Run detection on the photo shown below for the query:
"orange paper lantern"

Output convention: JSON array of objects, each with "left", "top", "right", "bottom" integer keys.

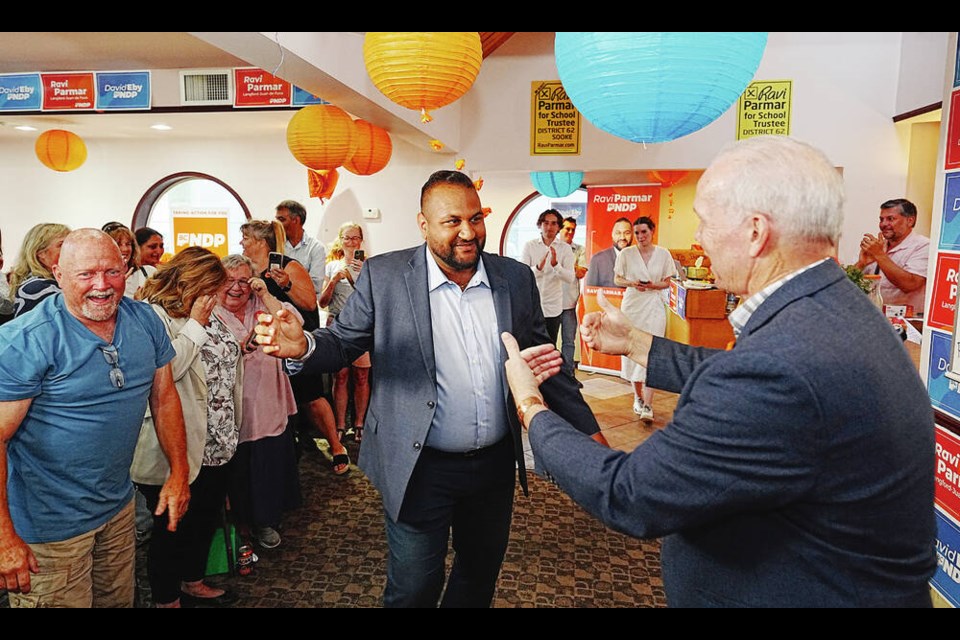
[
  {"left": 647, "top": 170, "right": 689, "bottom": 188},
  {"left": 35, "top": 129, "right": 87, "bottom": 172},
  {"left": 364, "top": 32, "right": 483, "bottom": 122},
  {"left": 286, "top": 105, "right": 357, "bottom": 171},
  {"left": 308, "top": 168, "right": 339, "bottom": 202},
  {"left": 343, "top": 120, "right": 392, "bottom": 176}
]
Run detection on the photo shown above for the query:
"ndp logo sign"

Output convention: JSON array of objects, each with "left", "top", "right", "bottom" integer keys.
[{"left": 173, "top": 215, "right": 230, "bottom": 258}]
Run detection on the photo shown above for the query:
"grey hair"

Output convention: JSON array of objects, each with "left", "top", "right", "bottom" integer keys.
[
  {"left": 699, "top": 136, "right": 844, "bottom": 246},
  {"left": 222, "top": 253, "right": 254, "bottom": 272}
]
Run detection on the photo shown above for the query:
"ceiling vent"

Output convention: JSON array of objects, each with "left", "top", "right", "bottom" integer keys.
[{"left": 179, "top": 69, "right": 233, "bottom": 106}]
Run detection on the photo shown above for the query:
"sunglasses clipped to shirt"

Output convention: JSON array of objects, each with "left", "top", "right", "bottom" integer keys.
[{"left": 98, "top": 344, "right": 125, "bottom": 390}]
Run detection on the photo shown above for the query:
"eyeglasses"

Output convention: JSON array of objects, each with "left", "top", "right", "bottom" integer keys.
[
  {"left": 227, "top": 279, "right": 251, "bottom": 289},
  {"left": 99, "top": 344, "right": 125, "bottom": 389},
  {"left": 343, "top": 235, "right": 362, "bottom": 242}
]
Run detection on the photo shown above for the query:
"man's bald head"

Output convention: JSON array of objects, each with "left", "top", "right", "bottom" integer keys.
[{"left": 54, "top": 228, "right": 127, "bottom": 327}]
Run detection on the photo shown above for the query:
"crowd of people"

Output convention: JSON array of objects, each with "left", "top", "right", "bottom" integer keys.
[{"left": 0, "top": 136, "right": 941, "bottom": 608}]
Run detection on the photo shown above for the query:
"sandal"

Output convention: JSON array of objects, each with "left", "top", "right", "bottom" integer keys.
[
  {"left": 332, "top": 451, "right": 351, "bottom": 476},
  {"left": 353, "top": 425, "right": 363, "bottom": 444},
  {"left": 336, "top": 428, "right": 347, "bottom": 443}
]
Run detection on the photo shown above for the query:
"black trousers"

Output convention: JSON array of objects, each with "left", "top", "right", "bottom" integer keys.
[{"left": 383, "top": 436, "right": 516, "bottom": 608}]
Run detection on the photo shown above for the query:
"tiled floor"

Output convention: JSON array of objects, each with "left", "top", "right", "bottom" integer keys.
[{"left": 522, "top": 367, "right": 676, "bottom": 471}]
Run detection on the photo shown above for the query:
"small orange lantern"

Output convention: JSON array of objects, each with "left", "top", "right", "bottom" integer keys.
[
  {"left": 364, "top": 32, "right": 483, "bottom": 122},
  {"left": 343, "top": 120, "right": 392, "bottom": 176},
  {"left": 308, "top": 168, "right": 339, "bottom": 202},
  {"left": 35, "top": 129, "right": 87, "bottom": 172},
  {"left": 286, "top": 105, "right": 357, "bottom": 171}
]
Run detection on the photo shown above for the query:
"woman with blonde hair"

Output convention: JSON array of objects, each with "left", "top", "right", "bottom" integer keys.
[
  {"left": 240, "top": 220, "right": 350, "bottom": 476},
  {"left": 320, "top": 222, "right": 371, "bottom": 444},
  {"left": 132, "top": 245, "right": 243, "bottom": 607},
  {"left": 9, "top": 222, "right": 70, "bottom": 318},
  {"left": 102, "top": 221, "right": 156, "bottom": 298}
]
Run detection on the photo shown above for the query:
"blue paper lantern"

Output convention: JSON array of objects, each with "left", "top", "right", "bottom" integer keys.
[
  {"left": 555, "top": 32, "right": 768, "bottom": 144},
  {"left": 531, "top": 171, "right": 584, "bottom": 198}
]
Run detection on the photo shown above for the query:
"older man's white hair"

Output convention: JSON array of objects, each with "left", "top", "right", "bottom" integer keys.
[{"left": 700, "top": 136, "right": 845, "bottom": 247}]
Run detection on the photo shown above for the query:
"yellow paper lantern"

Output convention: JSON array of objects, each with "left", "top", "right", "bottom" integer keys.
[
  {"left": 35, "top": 129, "right": 87, "bottom": 172},
  {"left": 364, "top": 32, "right": 483, "bottom": 122},
  {"left": 343, "top": 120, "right": 392, "bottom": 176},
  {"left": 286, "top": 104, "right": 357, "bottom": 171}
]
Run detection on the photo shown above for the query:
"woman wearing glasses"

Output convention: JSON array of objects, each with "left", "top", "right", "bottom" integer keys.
[
  {"left": 320, "top": 222, "right": 371, "bottom": 444},
  {"left": 102, "top": 222, "right": 156, "bottom": 299},
  {"left": 131, "top": 246, "right": 243, "bottom": 608},
  {"left": 217, "top": 254, "right": 301, "bottom": 551}
]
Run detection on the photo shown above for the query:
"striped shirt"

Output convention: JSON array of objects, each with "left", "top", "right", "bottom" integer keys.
[{"left": 728, "top": 258, "right": 830, "bottom": 338}]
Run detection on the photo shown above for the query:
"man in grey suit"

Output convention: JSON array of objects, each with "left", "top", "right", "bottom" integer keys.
[
  {"left": 584, "top": 217, "right": 633, "bottom": 288},
  {"left": 502, "top": 136, "right": 936, "bottom": 607},
  {"left": 258, "top": 170, "right": 606, "bottom": 607}
]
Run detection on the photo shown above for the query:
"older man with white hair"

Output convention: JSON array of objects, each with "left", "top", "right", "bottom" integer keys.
[
  {"left": 0, "top": 228, "right": 189, "bottom": 607},
  {"left": 501, "top": 136, "right": 937, "bottom": 607}
]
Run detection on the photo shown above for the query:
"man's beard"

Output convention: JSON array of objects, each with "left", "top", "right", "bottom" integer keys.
[
  {"left": 80, "top": 290, "right": 119, "bottom": 321},
  {"left": 430, "top": 237, "right": 484, "bottom": 272}
]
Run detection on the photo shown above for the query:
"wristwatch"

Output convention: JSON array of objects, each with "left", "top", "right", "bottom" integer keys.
[
  {"left": 516, "top": 395, "right": 545, "bottom": 428},
  {"left": 281, "top": 281, "right": 292, "bottom": 293}
]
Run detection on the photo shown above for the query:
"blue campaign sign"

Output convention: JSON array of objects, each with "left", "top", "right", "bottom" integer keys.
[
  {"left": 293, "top": 86, "right": 327, "bottom": 106},
  {"left": 932, "top": 507, "right": 960, "bottom": 607},
  {"left": 0, "top": 73, "right": 41, "bottom": 111},
  {"left": 954, "top": 39, "right": 960, "bottom": 88},
  {"left": 940, "top": 174, "right": 960, "bottom": 251},
  {"left": 929, "top": 329, "right": 960, "bottom": 420},
  {"left": 95, "top": 71, "right": 151, "bottom": 110}
]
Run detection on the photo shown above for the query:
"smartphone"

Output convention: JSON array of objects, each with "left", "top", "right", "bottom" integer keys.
[
  {"left": 354, "top": 249, "right": 365, "bottom": 262},
  {"left": 268, "top": 251, "right": 284, "bottom": 271}
]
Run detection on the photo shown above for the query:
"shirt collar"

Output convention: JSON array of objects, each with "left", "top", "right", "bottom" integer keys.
[
  {"left": 425, "top": 244, "right": 489, "bottom": 292},
  {"left": 728, "top": 258, "right": 829, "bottom": 337}
]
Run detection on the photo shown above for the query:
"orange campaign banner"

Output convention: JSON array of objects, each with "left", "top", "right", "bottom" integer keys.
[
  {"left": 41, "top": 72, "right": 95, "bottom": 110},
  {"left": 234, "top": 68, "right": 292, "bottom": 107},
  {"left": 579, "top": 184, "right": 661, "bottom": 375},
  {"left": 173, "top": 213, "right": 229, "bottom": 258},
  {"left": 929, "top": 253, "right": 960, "bottom": 331}
]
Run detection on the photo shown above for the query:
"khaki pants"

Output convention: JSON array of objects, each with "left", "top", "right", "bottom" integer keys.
[{"left": 8, "top": 498, "right": 136, "bottom": 608}]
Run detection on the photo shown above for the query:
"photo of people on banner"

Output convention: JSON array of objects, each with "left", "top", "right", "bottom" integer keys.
[{"left": 580, "top": 184, "right": 661, "bottom": 374}]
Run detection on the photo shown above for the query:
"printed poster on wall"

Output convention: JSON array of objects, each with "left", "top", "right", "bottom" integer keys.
[
  {"left": 95, "top": 71, "right": 151, "bottom": 110},
  {"left": 928, "top": 253, "right": 960, "bottom": 331},
  {"left": 172, "top": 211, "right": 230, "bottom": 258},
  {"left": 939, "top": 173, "right": 960, "bottom": 250},
  {"left": 932, "top": 507, "right": 960, "bottom": 607},
  {"left": 293, "top": 86, "right": 327, "bottom": 106},
  {"left": 0, "top": 73, "right": 41, "bottom": 111},
  {"left": 736, "top": 80, "right": 791, "bottom": 140},
  {"left": 530, "top": 81, "right": 581, "bottom": 156},
  {"left": 936, "top": 425, "right": 960, "bottom": 524},
  {"left": 41, "top": 72, "right": 95, "bottom": 110},
  {"left": 234, "top": 68, "right": 292, "bottom": 107},
  {"left": 928, "top": 329, "right": 960, "bottom": 420},
  {"left": 580, "top": 184, "right": 660, "bottom": 374},
  {"left": 946, "top": 90, "right": 960, "bottom": 171}
]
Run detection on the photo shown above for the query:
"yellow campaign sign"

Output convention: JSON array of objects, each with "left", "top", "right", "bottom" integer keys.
[
  {"left": 531, "top": 80, "right": 581, "bottom": 155},
  {"left": 172, "top": 214, "right": 229, "bottom": 258},
  {"left": 737, "top": 80, "right": 792, "bottom": 140}
]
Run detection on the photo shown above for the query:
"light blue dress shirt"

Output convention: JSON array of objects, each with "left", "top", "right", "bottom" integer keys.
[{"left": 423, "top": 246, "right": 509, "bottom": 452}]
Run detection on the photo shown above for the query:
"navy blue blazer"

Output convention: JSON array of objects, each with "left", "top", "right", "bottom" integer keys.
[
  {"left": 301, "top": 244, "right": 601, "bottom": 521},
  {"left": 529, "top": 259, "right": 936, "bottom": 607}
]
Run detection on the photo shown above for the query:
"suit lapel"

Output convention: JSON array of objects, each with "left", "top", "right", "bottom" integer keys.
[
  {"left": 483, "top": 254, "right": 516, "bottom": 410},
  {"left": 405, "top": 245, "right": 437, "bottom": 382}
]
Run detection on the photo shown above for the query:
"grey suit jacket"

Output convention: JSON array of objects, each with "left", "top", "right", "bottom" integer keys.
[
  {"left": 530, "top": 259, "right": 936, "bottom": 607},
  {"left": 584, "top": 246, "right": 622, "bottom": 288},
  {"left": 301, "top": 244, "right": 601, "bottom": 521}
]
